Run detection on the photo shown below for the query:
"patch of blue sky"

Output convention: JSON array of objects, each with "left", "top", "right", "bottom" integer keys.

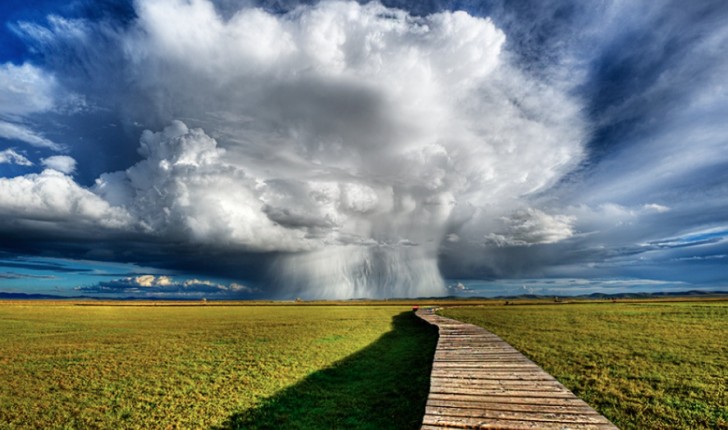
[
  {"left": 0, "top": 256, "right": 169, "bottom": 295},
  {"left": 0, "top": 255, "right": 256, "bottom": 298}
]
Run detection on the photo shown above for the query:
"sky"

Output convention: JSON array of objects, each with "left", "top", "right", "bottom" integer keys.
[{"left": 0, "top": 0, "right": 726, "bottom": 300}]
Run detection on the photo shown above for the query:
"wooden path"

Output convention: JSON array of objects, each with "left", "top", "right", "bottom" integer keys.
[{"left": 416, "top": 309, "right": 619, "bottom": 430}]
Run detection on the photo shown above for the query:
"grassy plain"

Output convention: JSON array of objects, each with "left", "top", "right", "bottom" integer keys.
[
  {"left": 441, "top": 301, "right": 728, "bottom": 430},
  {"left": 0, "top": 303, "right": 437, "bottom": 429}
]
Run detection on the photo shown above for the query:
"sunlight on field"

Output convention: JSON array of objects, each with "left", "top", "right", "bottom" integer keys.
[
  {"left": 0, "top": 304, "right": 436, "bottom": 429},
  {"left": 441, "top": 301, "right": 728, "bottom": 430}
]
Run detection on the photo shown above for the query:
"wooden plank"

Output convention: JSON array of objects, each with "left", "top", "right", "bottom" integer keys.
[
  {"left": 428, "top": 388, "right": 578, "bottom": 398},
  {"left": 427, "top": 393, "right": 595, "bottom": 407},
  {"left": 423, "top": 415, "right": 618, "bottom": 430},
  {"left": 416, "top": 310, "right": 619, "bottom": 430},
  {"left": 433, "top": 362, "right": 541, "bottom": 369},
  {"left": 435, "top": 352, "right": 526, "bottom": 358},
  {"left": 429, "top": 378, "right": 566, "bottom": 389},
  {"left": 420, "top": 426, "right": 464, "bottom": 430},
  {"left": 436, "top": 346, "right": 519, "bottom": 351},
  {"left": 429, "top": 382, "right": 567, "bottom": 393},
  {"left": 434, "top": 359, "right": 533, "bottom": 364},
  {"left": 430, "top": 370, "right": 558, "bottom": 380},
  {"left": 425, "top": 406, "right": 614, "bottom": 425},
  {"left": 425, "top": 399, "right": 600, "bottom": 415}
]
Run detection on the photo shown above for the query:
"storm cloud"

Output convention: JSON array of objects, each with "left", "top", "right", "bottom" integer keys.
[{"left": 1, "top": 0, "right": 726, "bottom": 298}]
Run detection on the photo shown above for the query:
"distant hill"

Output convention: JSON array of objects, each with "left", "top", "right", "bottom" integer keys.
[
  {"left": 0, "top": 292, "right": 85, "bottom": 300},
  {"left": 491, "top": 290, "right": 728, "bottom": 300},
  {"left": 0, "top": 292, "right": 196, "bottom": 301}
]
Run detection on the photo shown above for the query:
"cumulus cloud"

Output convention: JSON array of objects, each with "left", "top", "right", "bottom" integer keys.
[
  {"left": 77, "top": 274, "right": 256, "bottom": 298},
  {"left": 0, "top": 169, "right": 132, "bottom": 231},
  {"left": 41, "top": 155, "right": 77, "bottom": 174},
  {"left": 96, "top": 121, "right": 308, "bottom": 250},
  {"left": 1, "top": 0, "right": 588, "bottom": 298},
  {"left": 447, "top": 282, "right": 474, "bottom": 295},
  {"left": 484, "top": 208, "right": 575, "bottom": 247},
  {"left": 0, "top": 149, "right": 33, "bottom": 166}
]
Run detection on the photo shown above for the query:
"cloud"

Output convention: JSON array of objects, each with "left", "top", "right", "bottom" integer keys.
[
  {"left": 41, "top": 155, "right": 76, "bottom": 174},
  {"left": 484, "top": 208, "right": 575, "bottom": 247},
  {"left": 643, "top": 203, "right": 670, "bottom": 213},
  {"left": 1, "top": 1, "right": 588, "bottom": 297},
  {"left": 643, "top": 228, "right": 728, "bottom": 250},
  {"left": 0, "top": 272, "right": 56, "bottom": 280},
  {"left": 0, "top": 149, "right": 33, "bottom": 166},
  {"left": 0, "top": 120, "right": 63, "bottom": 151},
  {"left": 0, "top": 62, "right": 64, "bottom": 151},
  {"left": 430, "top": 1, "right": 728, "bottom": 287},
  {"left": 0, "top": 62, "right": 56, "bottom": 117},
  {"left": 1, "top": 0, "right": 727, "bottom": 297},
  {"left": 77, "top": 274, "right": 256, "bottom": 298},
  {"left": 0, "top": 258, "right": 93, "bottom": 273},
  {"left": 0, "top": 169, "right": 132, "bottom": 231},
  {"left": 99, "top": 121, "right": 307, "bottom": 251},
  {"left": 447, "top": 282, "right": 474, "bottom": 294}
]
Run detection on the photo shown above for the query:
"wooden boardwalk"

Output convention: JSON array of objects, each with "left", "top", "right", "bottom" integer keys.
[{"left": 416, "top": 309, "right": 619, "bottom": 430}]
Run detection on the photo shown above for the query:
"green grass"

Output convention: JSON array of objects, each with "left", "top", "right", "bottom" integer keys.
[
  {"left": 440, "top": 302, "right": 728, "bottom": 430},
  {"left": 0, "top": 304, "right": 437, "bottom": 429}
]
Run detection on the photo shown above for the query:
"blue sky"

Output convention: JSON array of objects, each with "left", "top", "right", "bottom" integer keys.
[{"left": 0, "top": 0, "right": 726, "bottom": 299}]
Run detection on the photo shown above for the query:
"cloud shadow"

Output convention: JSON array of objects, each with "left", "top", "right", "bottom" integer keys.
[{"left": 213, "top": 310, "right": 438, "bottom": 430}]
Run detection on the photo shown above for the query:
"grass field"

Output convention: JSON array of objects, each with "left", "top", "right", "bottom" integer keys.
[
  {"left": 0, "top": 304, "right": 437, "bottom": 429},
  {"left": 441, "top": 301, "right": 728, "bottom": 430}
]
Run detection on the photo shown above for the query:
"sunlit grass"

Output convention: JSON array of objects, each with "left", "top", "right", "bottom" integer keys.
[
  {"left": 441, "top": 301, "right": 728, "bottom": 430},
  {"left": 0, "top": 304, "right": 436, "bottom": 429}
]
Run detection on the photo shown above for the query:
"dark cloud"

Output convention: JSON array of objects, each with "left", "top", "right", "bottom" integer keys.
[
  {"left": 0, "top": 272, "right": 56, "bottom": 280},
  {"left": 1, "top": 0, "right": 727, "bottom": 298},
  {"left": 0, "top": 259, "right": 91, "bottom": 273}
]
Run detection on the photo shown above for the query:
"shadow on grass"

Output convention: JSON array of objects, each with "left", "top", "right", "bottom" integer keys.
[{"left": 213, "top": 311, "right": 438, "bottom": 430}]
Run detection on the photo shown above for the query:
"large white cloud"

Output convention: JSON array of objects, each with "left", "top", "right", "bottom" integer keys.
[
  {"left": 95, "top": 121, "right": 309, "bottom": 251},
  {"left": 0, "top": 169, "right": 132, "bottom": 231},
  {"left": 1, "top": 0, "right": 587, "bottom": 298}
]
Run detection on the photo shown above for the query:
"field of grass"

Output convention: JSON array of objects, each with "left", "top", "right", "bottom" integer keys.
[
  {"left": 0, "top": 304, "right": 437, "bottom": 429},
  {"left": 441, "top": 301, "right": 728, "bottom": 430}
]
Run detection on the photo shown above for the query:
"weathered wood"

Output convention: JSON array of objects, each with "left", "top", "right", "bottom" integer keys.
[
  {"left": 429, "top": 388, "right": 578, "bottom": 398},
  {"left": 425, "top": 399, "right": 600, "bottom": 415},
  {"left": 429, "top": 378, "right": 567, "bottom": 389},
  {"left": 429, "top": 382, "right": 567, "bottom": 393},
  {"left": 416, "top": 309, "right": 619, "bottom": 429},
  {"left": 433, "top": 362, "right": 541, "bottom": 368},
  {"left": 427, "top": 393, "right": 596, "bottom": 407},
  {"left": 425, "top": 406, "right": 614, "bottom": 424},
  {"left": 430, "top": 370, "right": 558, "bottom": 380},
  {"left": 423, "top": 415, "right": 618, "bottom": 430}
]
